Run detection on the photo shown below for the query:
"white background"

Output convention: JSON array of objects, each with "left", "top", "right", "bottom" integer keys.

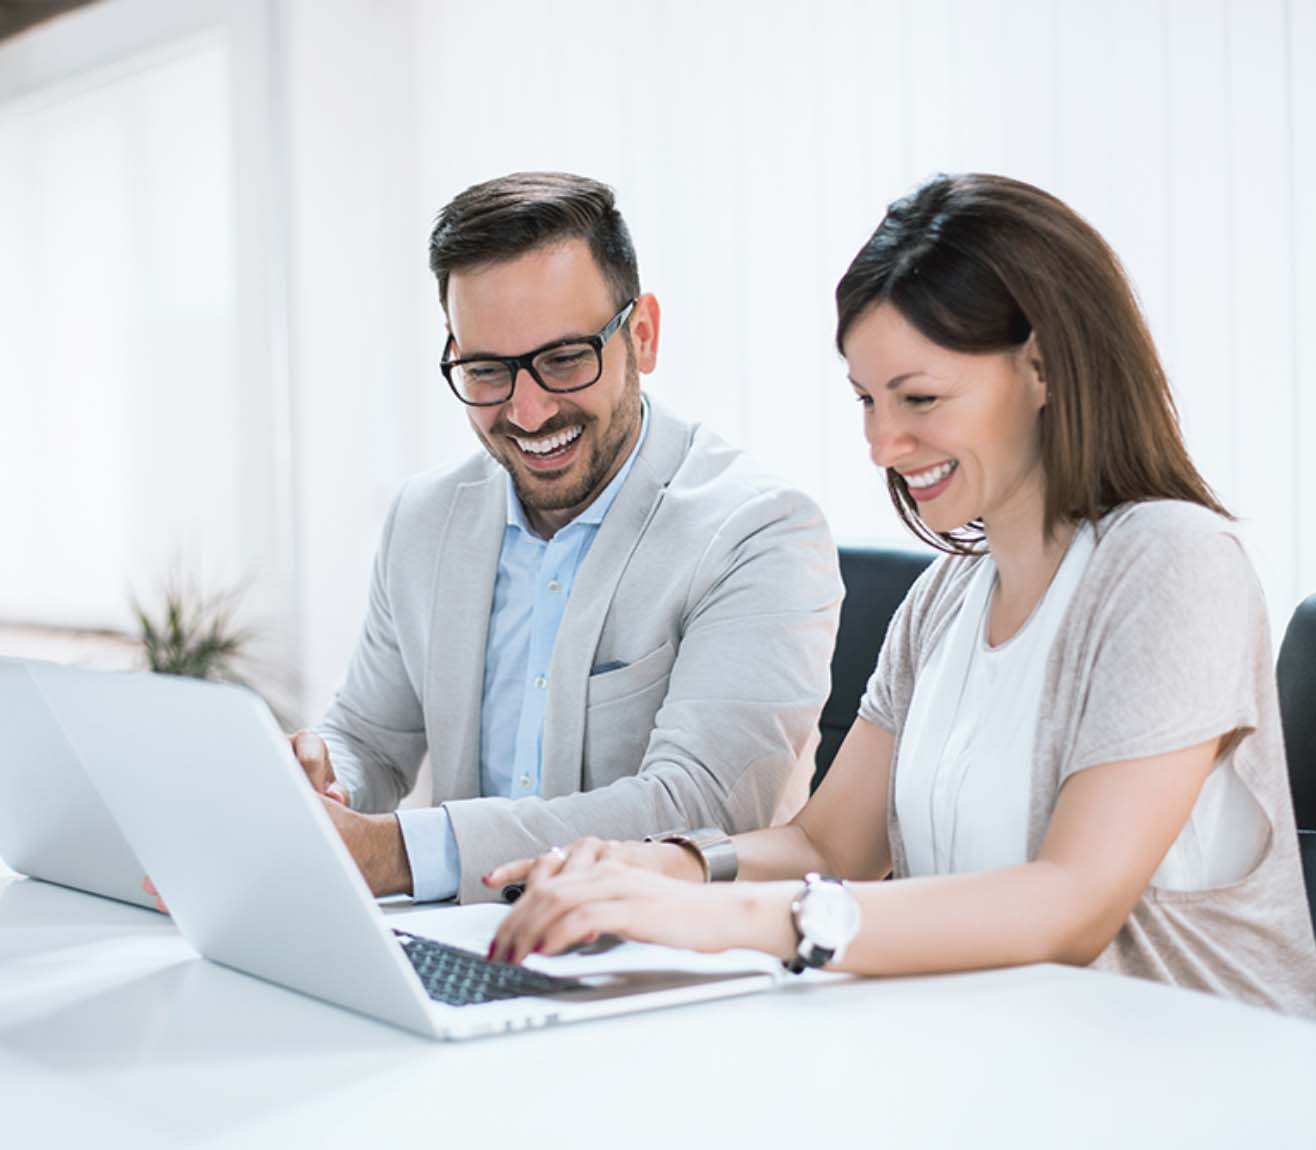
[{"left": 1, "top": 0, "right": 1313, "bottom": 723}]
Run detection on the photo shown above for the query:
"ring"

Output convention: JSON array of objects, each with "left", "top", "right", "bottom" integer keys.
[{"left": 547, "top": 846, "right": 567, "bottom": 862}]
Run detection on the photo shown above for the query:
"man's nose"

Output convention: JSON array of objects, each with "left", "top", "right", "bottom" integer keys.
[{"left": 505, "top": 368, "right": 559, "bottom": 431}]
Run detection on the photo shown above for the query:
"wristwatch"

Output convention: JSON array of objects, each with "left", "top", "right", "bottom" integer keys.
[
  {"left": 643, "top": 827, "right": 738, "bottom": 883},
  {"left": 785, "top": 873, "right": 861, "bottom": 974}
]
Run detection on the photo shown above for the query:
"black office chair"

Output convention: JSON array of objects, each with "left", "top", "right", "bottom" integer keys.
[
  {"left": 1277, "top": 593, "right": 1316, "bottom": 930},
  {"left": 813, "top": 545, "right": 934, "bottom": 792}
]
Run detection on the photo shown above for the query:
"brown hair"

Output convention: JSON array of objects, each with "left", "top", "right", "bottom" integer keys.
[
  {"left": 428, "top": 172, "right": 639, "bottom": 311},
  {"left": 835, "top": 173, "right": 1229, "bottom": 553}
]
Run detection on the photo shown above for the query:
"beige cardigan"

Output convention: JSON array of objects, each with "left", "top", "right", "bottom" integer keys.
[{"left": 860, "top": 500, "right": 1316, "bottom": 1017}]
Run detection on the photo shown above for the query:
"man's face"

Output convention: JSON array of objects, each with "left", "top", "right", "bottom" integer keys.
[{"left": 445, "top": 239, "right": 659, "bottom": 536}]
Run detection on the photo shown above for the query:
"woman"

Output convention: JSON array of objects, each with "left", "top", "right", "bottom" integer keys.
[{"left": 485, "top": 173, "right": 1316, "bottom": 1015}]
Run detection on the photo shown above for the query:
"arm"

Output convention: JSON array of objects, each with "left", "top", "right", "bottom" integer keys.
[
  {"left": 449, "top": 486, "right": 843, "bottom": 902},
  {"left": 490, "top": 734, "right": 1223, "bottom": 965},
  {"left": 485, "top": 716, "right": 894, "bottom": 890}
]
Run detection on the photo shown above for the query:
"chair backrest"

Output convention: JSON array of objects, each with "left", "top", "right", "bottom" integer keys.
[
  {"left": 813, "top": 545, "right": 934, "bottom": 791},
  {"left": 1277, "top": 593, "right": 1316, "bottom": 832}
]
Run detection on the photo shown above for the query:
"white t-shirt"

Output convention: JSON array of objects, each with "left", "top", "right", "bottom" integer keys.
[{"left": 894, "top": 519, "right": 1268, "bottom": 889}]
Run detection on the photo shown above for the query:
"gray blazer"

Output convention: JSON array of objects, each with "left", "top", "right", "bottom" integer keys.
[{"left": 318, "top": 399, "right": 842, "bottom": 902}]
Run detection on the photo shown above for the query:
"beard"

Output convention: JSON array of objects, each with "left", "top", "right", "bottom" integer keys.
[{"left": 484, "top": 342, "right": 642, "bottom": 516}]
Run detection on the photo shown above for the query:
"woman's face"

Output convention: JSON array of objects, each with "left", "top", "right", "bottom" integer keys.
[{"left": 843, "top": 302, "right": 1048, "bottom": 537}]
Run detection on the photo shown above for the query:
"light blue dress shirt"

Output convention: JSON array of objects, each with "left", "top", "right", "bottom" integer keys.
[{"left": 397, "top": 400, "right": 650, "bottom": 901}]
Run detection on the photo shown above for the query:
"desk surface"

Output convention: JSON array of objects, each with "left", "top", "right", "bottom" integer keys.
[{"left": 2, "top": 871, "right": 1314, "bottom": 1150}]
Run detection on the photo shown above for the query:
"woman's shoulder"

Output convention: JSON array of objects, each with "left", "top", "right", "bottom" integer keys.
[
  {"left": 1086, "top": 499, "right": 1262, "bottom": 615},
  {"left": 1094, "top": 499, "right": 1248, "bottom": 570}
]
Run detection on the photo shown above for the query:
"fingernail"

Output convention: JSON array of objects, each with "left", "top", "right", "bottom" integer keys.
[
  {"left": 486, "top": 941, "right": 496, "bottom": 961},
  {"left": 481, "top": 873, "right": 493, "bottom": 885},
  {"left": 532, "top": 939, "right": 544, "bottom": 954}
]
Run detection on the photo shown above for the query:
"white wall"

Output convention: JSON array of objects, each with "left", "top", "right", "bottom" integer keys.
[{"left": 2, "top": 0, "right": 1313, "bottom": 723}]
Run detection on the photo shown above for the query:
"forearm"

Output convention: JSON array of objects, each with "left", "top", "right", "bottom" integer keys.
[
  {"left": 725, "top": 861, "right": 1101, "bottom": 975},
  {"left": 731, "top": 824, "right": 833, "bottom": 882}
]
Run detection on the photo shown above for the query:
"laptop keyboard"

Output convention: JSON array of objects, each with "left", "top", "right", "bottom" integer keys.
[{"left": 394, "top": 929, "right": 586, "bottom": 1007}]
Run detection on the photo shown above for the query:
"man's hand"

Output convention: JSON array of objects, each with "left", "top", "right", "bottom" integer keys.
[
  {"left": 289, "top": 729, "right": 348, "bottom": 804},
  {"left": 318, "top": 797, "right": 414, "bottom": 898}
]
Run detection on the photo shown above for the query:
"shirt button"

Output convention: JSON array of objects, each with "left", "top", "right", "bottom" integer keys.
[
  {"left": 547, "top": 579, "right": 561, "bottom": 593},
  {"left": 533, "top": 675, "right": 547, "bottom": 689},
  {"left": 519, "top": 774, "right": 532, "bottom": 789}
]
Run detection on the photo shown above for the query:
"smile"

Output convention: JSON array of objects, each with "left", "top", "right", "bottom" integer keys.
[
  {"left": 901, "top": 460, "right": 957, "bottom": 489},
  {"left": 513, "top": 425, "right": 583, "bottom": 457}
]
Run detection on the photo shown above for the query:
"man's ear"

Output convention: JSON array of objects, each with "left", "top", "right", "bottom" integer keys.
[{"left": 630, "top": 293, "right": 661, "bottom": 375}]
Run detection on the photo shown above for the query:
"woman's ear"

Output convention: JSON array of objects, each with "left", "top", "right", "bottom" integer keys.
[{"left": 1020, "top": 331, "right": 1048, "bottom": 407}]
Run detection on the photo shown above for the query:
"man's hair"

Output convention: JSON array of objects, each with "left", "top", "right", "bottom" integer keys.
[
  {"left": 428, "top": 172, "right": 640, "bottom": 310},
  {"left": 835, "top": 172, "right": 1228, "bottom": 553}
]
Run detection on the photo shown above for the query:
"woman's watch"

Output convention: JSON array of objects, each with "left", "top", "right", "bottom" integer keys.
[
  {"left": 785, "top": 873, "right": 861, "bottom": 973},
  {"left": 643, "top": 827, "right": 738, "bottom": 882}
]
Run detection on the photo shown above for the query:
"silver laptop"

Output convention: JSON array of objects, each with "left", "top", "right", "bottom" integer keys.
[
  {"left": 0, "top": 658, "right": 156, "bottom": 910},
  {"left": 24, "top": 659, "right": 784, "bottom": 1040}
]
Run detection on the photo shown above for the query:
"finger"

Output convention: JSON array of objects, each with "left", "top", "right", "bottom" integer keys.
[
  {"left": 538, "top": 901, "right": 633, "bottom": 957},
  {"left": 495, "top": 867, "right": 642, "bottom": 964},
  {"left": 290, "top": 730, "right": 333, "bottom": 793},
  {"left": 492, "top": 878, "right": 582, "bottom": 965},
  {"left": 521, "top": 847, "right": 570, "bottom": 892},
  {"left": 483, "top": 856, "right": 536, "bottom": 887},
  {"left": 326, "top": 782, "right": 349, "bottom": 805},
  {"left": 143, "top": 875, "right": 157, "bottom": 896},
  {"left": 559, "top": 838, "right": 609, "bottom": 876}
]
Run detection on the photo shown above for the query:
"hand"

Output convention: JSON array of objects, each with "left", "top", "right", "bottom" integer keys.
[
  {"left": 142, "top": 875, "right": 168, "bottom": 915},
  {"left": 289, "top": 729, "right": 348, "bottom": 804},
  {"left": 482, "top": 835, "right": 704, "bottom": 896},
  {"left": 487, "top": 862, "right": 796, "bottom": 965},
  {"left": 318, "top": 796, "right": 414, "bottom": 898}
]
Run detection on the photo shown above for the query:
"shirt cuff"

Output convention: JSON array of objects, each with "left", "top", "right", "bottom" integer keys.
[{"left": 396, "top": 805, "right": 461, "bottom": 902}]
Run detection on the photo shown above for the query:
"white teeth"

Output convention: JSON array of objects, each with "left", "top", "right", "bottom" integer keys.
[
  {"left": 903, "top": 461, "right": 957, "bottom": 489},
  {"left": 514, "top": 425, "right": 583, "bottom": 455}
]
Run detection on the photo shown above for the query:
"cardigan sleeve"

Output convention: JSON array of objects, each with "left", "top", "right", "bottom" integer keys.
[{"left": 1061, "top": 514, "right": 1264, "bottom": 782}]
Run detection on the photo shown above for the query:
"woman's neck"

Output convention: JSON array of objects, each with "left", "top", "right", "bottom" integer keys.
[{"left": 981, "top": 483, "right": 1077, "bottom": 646}]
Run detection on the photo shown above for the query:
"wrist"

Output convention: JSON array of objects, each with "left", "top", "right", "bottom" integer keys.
[
  {"left": 656, "top": 841, "right": 706, "bottom": 883},
  {"left": 735, "top": 883, "right": 798, "bottom": 959},
  {"left": 366, "top": 814, "right": 413, "bottom": 897}
]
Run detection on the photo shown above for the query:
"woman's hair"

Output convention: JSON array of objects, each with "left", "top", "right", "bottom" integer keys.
[{"left": 835, "top": 173, "right": 1228, "bottom": 553}]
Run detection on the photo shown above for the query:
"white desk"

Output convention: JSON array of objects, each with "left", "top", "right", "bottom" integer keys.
[{"left": 2, "top": 872, "right": 1314, "bottom": 1150}]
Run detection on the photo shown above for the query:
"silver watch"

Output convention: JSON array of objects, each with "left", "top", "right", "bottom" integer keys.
[
  {"left": 643, "top": 827, "right": 738, "bottom": 882},
  {"left": 785, "top": 873, "right": 860, "bottom": 973}
]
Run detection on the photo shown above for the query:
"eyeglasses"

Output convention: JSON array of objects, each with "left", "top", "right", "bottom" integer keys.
[{"left": 440, "top": 299, "right": 637, "bottom": 407}]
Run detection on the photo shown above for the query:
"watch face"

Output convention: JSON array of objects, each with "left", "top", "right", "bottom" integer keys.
[{"left": 799, "top": 882, "right": 861, "bottom": 950}]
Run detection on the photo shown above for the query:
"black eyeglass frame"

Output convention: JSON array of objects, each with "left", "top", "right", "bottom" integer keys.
[{"left": 440, "top": 299, "right": 637, "bottom": 407}]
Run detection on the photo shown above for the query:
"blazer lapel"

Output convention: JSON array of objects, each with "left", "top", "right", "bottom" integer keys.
[
  {"left": 539, "top": 400, "right": 691, "bottom": 797},
  {"left": 425, "top": 471, "right": 504, "bottom": 802}
]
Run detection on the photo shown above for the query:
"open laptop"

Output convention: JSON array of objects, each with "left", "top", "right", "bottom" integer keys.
[
  {"left": 21, "top": 659, "right": 786, "bottom": 1040},
  {"left": 0, "top": 658, "right": 156, "bottom": 910}
]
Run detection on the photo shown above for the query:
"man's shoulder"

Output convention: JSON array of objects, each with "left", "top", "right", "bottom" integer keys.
[
  {"left": 656, "top": 415, "right": 826, "bottom": 532},
  {"left": 392, "top": 451, "right": 502, "bottom": 516}
]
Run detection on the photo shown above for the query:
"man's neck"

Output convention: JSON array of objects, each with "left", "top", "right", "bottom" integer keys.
[{"left": 523, "top": 410, "right": 644, "bottom": 540}]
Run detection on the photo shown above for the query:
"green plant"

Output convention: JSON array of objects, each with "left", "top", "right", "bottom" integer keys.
[{"left": 131, "top": 581, "right": 252, "bottom": 682}]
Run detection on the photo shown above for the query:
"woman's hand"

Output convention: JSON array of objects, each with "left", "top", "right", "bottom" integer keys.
[
  {"left": 482, "top": 835, "right": 704, "bottom": 895},
  {"left": 488, "top": 863, "right": 794, "bottom": 965}
]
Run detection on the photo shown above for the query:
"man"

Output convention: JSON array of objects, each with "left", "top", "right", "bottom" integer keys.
[{"left": 297, "top": 172, "right": 841, "bottom": 904}]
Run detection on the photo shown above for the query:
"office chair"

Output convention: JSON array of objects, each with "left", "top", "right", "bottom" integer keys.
[
  {"left": 813, "top": 545, "right": 934, "bottom": 792},
  {"left": 1277, "top": 593, "right": 1316, "bottom": 930}
]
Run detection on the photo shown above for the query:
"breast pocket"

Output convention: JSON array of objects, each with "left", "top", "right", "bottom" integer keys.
[{"left": 583, "top": 640, "right": 677, "bottom": 788}]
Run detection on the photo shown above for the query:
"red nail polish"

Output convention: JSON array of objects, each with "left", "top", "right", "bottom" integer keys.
[
  {"left": 532, "top": 939, "right": 544, "bottom": 954},
  {"left": 486, "top": 941, "right": 496, "bottom": 961}
]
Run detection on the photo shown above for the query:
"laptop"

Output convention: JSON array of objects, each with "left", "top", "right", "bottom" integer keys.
[
  {"left": 0, "top": 658, "right": 156, "bottom": 910},
  {"left": 22, "top": 659, "right": 786, "bottom": 1040}
]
